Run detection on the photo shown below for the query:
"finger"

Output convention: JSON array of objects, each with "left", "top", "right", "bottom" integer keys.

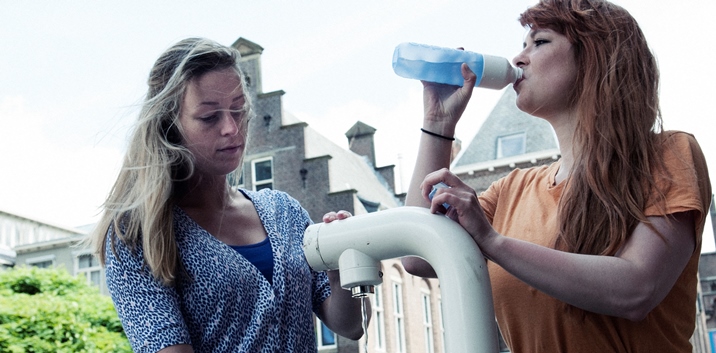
[
  {"left": 322, "top": 212, "right": 337, "bottom": 223},
  {"left": 461, "top": 63, "right": 478, "bottom": 88},
  {"left": 421, "top": 169, "right": 450, "bottom": 200},
  {"left": 336, "top": 210, "right": 352, "bottom": 220},
  {"left": 421, "top": 168, "right": 455, "bottom": 190},
  {"left": 445, "top": 205, "right": 460, "bottom": 222}
]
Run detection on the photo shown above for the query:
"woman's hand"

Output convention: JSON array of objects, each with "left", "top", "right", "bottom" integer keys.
[
  {"left": 420, "top": 168, "right": 499, "bottom": 255},
  {"left": 421, "top": 63, "right": 477, "bottom": 136},
  {"left": 318, "top": 209, "right": 367, "bottom": 340},
  {"left": 322, "top": 210, "right": 352, "bottom": 223}
]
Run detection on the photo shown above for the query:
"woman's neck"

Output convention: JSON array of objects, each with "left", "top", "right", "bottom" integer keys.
[
  {"left": 175, "top": 174, "right": 234, "bottom": 211},
  {"left": 548, "top": 112, "right": 578, "bottom": 185}
]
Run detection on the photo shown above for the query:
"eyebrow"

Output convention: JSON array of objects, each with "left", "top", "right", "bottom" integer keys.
[{"left": 197, "top": 94, "right": 245, "bottom": 107}]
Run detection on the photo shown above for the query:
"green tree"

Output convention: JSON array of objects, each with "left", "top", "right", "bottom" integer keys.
[{"left": 0, "top": 266, "right": 131, "bottom": 353}]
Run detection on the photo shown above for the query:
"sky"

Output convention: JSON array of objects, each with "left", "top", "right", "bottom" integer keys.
[{"left": 1, "top": 0, "right": 714, "bottom": 249}]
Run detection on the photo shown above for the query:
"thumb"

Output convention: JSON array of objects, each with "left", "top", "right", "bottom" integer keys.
[{"left": 461, "top": 63, "right": 477, "bottom": 88}]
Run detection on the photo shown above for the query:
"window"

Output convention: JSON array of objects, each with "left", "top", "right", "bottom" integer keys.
[
  {"left": 496, "top": 132, "right": 526, "bottom": 159},
  {"left": 26, "top": 254, "right": 55, "bottom": 268},
  {"left": 422, "top": 289, "right": 435, "bottom": 353},
  {"left": 439, "top": 296, "right": 445, "bottom": 353},
  {"left": 30, "top": 260, "right": 53, "bottom": 268},
  {"left": 76, "top": 253, "right": 101, "bottom": 287},
  {"left": 392, "top": 278, "right": 406, "bottom": 353},
  {"left": 252, "top": 157, "right": 273, "bottom": 191},
  {"left": 373, "top": 284, "right": 386, "bottom": 351},
  {"left": 315, "top": 317, "right": 337, "bottom": 349}
]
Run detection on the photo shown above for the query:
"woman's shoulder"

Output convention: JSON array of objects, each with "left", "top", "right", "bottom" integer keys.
[
  {"left": 238, "top": 188, "right": 305, "bottom": 215},
  {"left": 658, "top": 130, "right": 708, "bottom": 171},
  {"left": 660, "top": 130, "right": 698, "bottom": 147},
  {"left": 648, "top": 130, "right": 712, "bottom": 217},
  {"left": 500, "top": 161, "right": 560, "bottom": 185},
  {"left": 239, "top": 188, "right": 295, "bottom": 204}
]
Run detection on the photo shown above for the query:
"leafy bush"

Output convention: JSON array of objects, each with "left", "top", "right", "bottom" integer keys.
[{"left": 0, "top": 266, "right": 131, "bottom": 352}]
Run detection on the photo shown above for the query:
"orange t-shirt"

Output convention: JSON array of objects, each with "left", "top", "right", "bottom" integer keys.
[{"left": 480, "top": 131, "right": 712, "bottom": 352}]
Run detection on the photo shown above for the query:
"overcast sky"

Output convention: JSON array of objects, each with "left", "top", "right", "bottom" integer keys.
[{"left": 1, "top": 0, "right": 714, "bottom": 250}]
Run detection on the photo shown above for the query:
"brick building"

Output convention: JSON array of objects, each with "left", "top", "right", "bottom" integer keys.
[{"left": 10, "top": 37, "right": 712, "bottom": 353}]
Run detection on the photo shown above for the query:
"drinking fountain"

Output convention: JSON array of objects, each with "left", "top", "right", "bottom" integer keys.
[{"left": 303, "top": 206, "right": 499, "bottom": 353}]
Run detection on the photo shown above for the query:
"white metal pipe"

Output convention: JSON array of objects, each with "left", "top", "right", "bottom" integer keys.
[{"left": 303, "top": 206, "right": 498, "bottom": 353}]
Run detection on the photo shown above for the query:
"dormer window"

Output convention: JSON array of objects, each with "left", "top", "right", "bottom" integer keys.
[{"left": 496, "top": 132, "right": 526, "bottom": 159}]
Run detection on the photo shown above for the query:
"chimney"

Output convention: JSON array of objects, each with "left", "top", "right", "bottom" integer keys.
[{"left": 345, "top": 121, "right": 377, "bottom": 167}]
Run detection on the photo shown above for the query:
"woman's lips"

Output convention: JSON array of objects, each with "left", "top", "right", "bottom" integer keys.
[{"left": 219, "top": 145, "right": 241, "bottom": 153}]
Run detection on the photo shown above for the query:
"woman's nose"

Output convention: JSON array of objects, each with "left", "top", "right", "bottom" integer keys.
[
  {"left": 512, "top": 50, "right": 527, "bottom": 68},
  {"left": 221, "top": 112, "right": 239, "bottom": 136}
]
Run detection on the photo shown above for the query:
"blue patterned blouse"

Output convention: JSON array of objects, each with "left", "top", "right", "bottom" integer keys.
[{"left": 104, "top": 189, "right": 331, "bottom": 353}]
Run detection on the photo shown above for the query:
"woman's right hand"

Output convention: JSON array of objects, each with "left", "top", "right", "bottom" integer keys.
[
  {"left": 322, "top": 210, "right": 352, "bottom": 223},
  {"left": 421, "top": 62, "right": 477, "bottom": 135}
]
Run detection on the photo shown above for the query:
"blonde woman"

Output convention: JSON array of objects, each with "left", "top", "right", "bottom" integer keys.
[{"left": 91, "top": 38, "right": 364, "bottom": 353}]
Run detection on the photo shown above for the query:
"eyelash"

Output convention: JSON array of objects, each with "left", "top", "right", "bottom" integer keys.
[
  {"left": 199, "top": 108, "right": 247, "bottom": 123},
  {"left": 534, "top": 39, "right": 549, "bottom": 46}
]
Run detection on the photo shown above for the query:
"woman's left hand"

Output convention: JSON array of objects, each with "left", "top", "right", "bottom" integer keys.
[{"left": 420, "top": 168, "right": 499, "bottom": 254}]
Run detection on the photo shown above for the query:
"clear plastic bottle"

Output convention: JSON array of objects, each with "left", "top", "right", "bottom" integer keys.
[{"left": 392, "top": 42, "right": 522, "bottom": 90}]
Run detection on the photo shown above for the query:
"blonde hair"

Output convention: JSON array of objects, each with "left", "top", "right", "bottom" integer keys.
[{"left": 90, "top": 38, "right": 252, "bottom": 286}]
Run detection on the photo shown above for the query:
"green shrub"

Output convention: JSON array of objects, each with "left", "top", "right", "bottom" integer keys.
[{"left": 0, "top": 266, "right": 131, "bottom": 352}]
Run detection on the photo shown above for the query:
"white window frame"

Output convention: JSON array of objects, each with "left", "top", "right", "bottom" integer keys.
[
  {"left": 496, "top": 132, "right": 526, "bottom": 159},
  {"left": 392, "top": 277, "right": 406, "bottom": 353},
  {"left": 439, "top": 296, "right": 445, "bottom": 353},
  {"left": 251, "top": 157, "right": 274, "bottom": 191},
  {"left": 422, "top": 288, "right": 435, "bottom": 353},
  {"left": 373, "top": 284, "right": 386, "bottom": 351},
  {"left": 26, "top": 254, "right": 55, "bottom": 268},
  {"left": 315, "top": 317, "right": 337, "bottom": 349},
  {"left": 74, "top": 251, "right": 101, "bottom": 287}
]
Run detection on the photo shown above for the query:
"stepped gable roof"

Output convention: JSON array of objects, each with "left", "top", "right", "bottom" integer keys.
[{"left": 304, "top": 126, "right": 400, "bottom": 212}]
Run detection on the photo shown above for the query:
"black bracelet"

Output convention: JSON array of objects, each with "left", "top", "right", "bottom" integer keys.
[{"left": 421, "top": 128, "right": 455, "bottom": 141}]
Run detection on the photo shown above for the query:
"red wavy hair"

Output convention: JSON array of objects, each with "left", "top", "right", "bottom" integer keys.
[{"left": 519, "top": 0, "right": 666, "bottom": 255}]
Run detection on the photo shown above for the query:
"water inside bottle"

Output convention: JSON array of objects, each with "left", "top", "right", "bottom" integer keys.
[{"left": 392, "top": 57, "right": 485, "bottom": 87}]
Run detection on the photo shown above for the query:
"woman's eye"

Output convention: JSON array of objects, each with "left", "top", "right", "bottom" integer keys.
[
  {"left": 199, "top": 114, "right": 218, "bottom": 122},
  {"left": 534, "top": 39, "right": 549, "bottom": 46}
]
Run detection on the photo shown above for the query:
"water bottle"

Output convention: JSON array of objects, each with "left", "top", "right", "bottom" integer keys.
[{"left": 392, "top": 42, "right": 522, "bottom": 89}]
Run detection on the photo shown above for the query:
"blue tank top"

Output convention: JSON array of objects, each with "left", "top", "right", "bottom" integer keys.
[{"left": 230, "top": 237, "right": 274, "bottom": 284}]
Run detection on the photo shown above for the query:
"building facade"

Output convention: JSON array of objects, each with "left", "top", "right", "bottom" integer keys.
[{"left": 10, "top": 37, "right": 712, "bottom": 353}]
